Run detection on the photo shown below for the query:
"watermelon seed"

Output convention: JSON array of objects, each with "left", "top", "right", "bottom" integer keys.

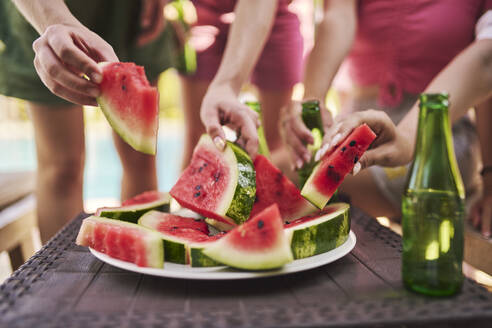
[
  {"left": 257, "top": 220, "right": 264, "bottom": 229},
  {"left": 122, "top": 84, "right": 126, "bottom": 91},
  {"left": 354, "top": 155, "right": 359, "bottom": 164},
  {"left": 285, "top": 221, "right": 291, "bottom": 225},
  {"left": 195, "top": 185, "right": 201, "bottom": 190},
  {"left": 214, "top": 172, "right": 221, "bottom": 182},
  {"left": 194, "top": 192, "right": 201, "bottom": 198},
  {"left": 203, "top": 163, "right": 208, "bottom": 167},
  {"left": 341, "top": 146, "right": 347, "bottom": 152},
  {"left": 199, "top": 167, "right": 204, "bottom": 173},
  {"left": 349, "top": 140, "right": 356, "bottom": 147},
  {"left": 193, "top": 218, "right": 201, "bottom": 222},
  {"left": 328, "top": 165, "right": 334, "bottom": 169}
]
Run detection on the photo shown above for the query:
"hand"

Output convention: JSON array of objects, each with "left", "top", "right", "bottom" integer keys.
[
  {"left": 315, "top": 109, "right": 413, "bottom": 173},
  {"left": 469, "top": 174, "right": 492, "bottom": 238},
  {"left": 33, "top": 23, "right": 118, "bottom": 106},
  {"left": 137, "top": 0, "right": 167, "bottom": 46},
  {"left": 280, "top": 100, "right": 333, "bottom": 169},
  {"left": 200, "top": 83, "right": 260, "bottom": 157}
]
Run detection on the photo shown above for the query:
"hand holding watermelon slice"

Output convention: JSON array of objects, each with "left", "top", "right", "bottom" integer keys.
[
  {"left": 316, "top": 110, "right": 413, "bottom": 170},
  {"left": 200, "top": 83, "right": 261, "bottom": 157}
]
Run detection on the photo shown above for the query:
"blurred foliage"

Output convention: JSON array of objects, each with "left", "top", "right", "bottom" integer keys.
[{"left": 157, "top": 69, "right": 183, "bottom": 120}]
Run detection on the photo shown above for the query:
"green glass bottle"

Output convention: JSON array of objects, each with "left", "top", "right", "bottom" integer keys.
[
  {"left": 298, "top": 100, "right": 324, "bottom": 188},
  {"left": 245, "top": 101, "right": 271, "bottom": 158},
  {"left": 169, "top": 0, "right": 197, "bottom": 75},
  {"left": 401, "top": 93, "right": 465, "bottom": 296}
]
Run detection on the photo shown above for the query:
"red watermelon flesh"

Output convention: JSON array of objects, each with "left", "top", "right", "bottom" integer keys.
[
  {"left": 251, "top": 155, "right": 317, "bottom": 221},
  {"left": 284, "top": 206, "right": 339, "bottom": 228},
  {"left": 202, "top": 204, "right": 293, "bottom": 270},
  {"left": 98, "top": 62, "right": 158, "bottom": 155},
  {"left": 301, "top": 124, "right": 377, "bottom": 209},
  {"left": 170, "top": 135, "right": 256, "bottom": 226},
  {"left": 122, "top": 190, "right": 163, "bottom": 206},
  {"left": 143, "top": 212, "right": 209, "bottom": 235},
  {"left": 76, "top": 216, "right": 163, "bottom": 268}
]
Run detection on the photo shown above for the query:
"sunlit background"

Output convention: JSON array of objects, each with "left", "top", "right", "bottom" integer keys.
[{"left": 0, "top": 0, "right": 490, "bottom": 290}]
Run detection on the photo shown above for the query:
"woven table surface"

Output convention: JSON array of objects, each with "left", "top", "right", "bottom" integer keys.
[{"left": 1, "top": 207, "right": 491, "bottom": 328}]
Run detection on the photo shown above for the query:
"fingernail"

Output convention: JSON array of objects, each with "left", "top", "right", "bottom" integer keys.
[
  {"left": 303, "top": 153, "right": 311, "bottom": 163},
  {"left": 91, "top": 73, "right": 102, "bottom": 84},
  {"left": 353, "top": 162, "right": 361, "bottom": 176},
  {"left": 330, "top": 133, "right": 342, "bottom": 148},
  {"left": 214, "top": 136, "right": 226, "bottom": 150},
  {"left": 316, "top": 143, "right": 330, "bottom": 161},
  {"left": 296, "top": 159, "right": 303, "bottom": 169}
]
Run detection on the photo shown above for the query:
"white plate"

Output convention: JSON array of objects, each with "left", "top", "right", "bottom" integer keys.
[{"left": 89, "top": 231, "right": 356, "bottom": 280}]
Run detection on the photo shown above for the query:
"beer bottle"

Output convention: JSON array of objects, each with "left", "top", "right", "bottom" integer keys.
[
  {"left": 402, "top": 93, "right": 465, "bottom": 296},
  {"left": 297, "top": 100, "right": 324, "bottom": 187},
  {"left": 245, "top": 101, "right": 270, "bottom": 158}
]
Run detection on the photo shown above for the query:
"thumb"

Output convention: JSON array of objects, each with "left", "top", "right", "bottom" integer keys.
[
  {"left": 205, "top": 116, "right": 226, "bottom": 151},
  {"left": 357, "top": 149, "right": 378, "bottom": 170}
]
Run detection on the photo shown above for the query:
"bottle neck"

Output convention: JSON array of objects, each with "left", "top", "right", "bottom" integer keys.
[{"left": 407, "top": 105, "right": 464, "bottom": 197}]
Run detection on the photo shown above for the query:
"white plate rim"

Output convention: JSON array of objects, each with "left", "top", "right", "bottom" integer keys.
[{"left": 89, "top": 230, "right": 356, "bottom": 280}]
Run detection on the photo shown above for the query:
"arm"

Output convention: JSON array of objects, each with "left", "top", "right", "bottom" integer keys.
[
  {"left": 319, "top": 39, "right": 492, "bottom": 170},
  {"left": 470, "top": 98, "right": 492, "bottom": 237},
  {"left": 281, "top": 0, "right": 357, "bottom": 167},
  {"left": 13, "top": 0, "right": 166, "bottom": 105},
  {"left": 397, "top": 39, "right": 492, "bottom": 149},
  {"left": 13, "top": 0, "right": 118, "bottom": 105},
  {"left": 200, "top": 0, "right": 278, "bottom": 156}
]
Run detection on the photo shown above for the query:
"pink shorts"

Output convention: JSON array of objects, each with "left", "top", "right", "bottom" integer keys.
[{"left": 188, "top": 0, "right": 303, "bottom": 91}]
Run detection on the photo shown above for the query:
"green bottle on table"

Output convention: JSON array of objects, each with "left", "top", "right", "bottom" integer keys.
[
  {"left": 402, "top": 93, "right": 465, "bottom": 296},
  {"left": 298, "top": 100, "right": 324, "bottom": 188},
  {"left": 245, "top": 101, "right": 271, "bottom": 158}
]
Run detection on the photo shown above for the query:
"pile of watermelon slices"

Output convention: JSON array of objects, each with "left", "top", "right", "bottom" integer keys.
[{"left": 79, "top": 63, "right": 377, "bottom": 271}]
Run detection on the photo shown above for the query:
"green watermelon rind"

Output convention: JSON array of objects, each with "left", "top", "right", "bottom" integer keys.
[
  {"left": 97, "top": 192, "right": 171, "bottom": 224},
  {"left": 284, "top": 203, "right": 350, "bottom": 259},
  {"left": 188, "top": 242, "right": 223, "bottom": 267},
  {"left": 77, "top": 216, "right": 164, "bottom": 268},
  {"left": 224, "top": 141, "right": 256, "bottom": 225},
  {"left": 138, "top": 210, "right": 222, "bottom": 266},
  {"left": 96, "top": 62, "right": 157, "bottom": 155},
  {"left": 138, "top": 211, "right": 192, "bottom": 264},
  {"left": 300, "top": 163, "right": 328, "bottom": 209},
  {"left": 203, "top": 235, "right": 293, "bottom": 270}
]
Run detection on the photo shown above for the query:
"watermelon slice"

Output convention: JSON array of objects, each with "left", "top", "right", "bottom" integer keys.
[
  {"left": 284, "top": 203, "right": 350, "bottom": 259},
  {"left": 203, "top": 204, "right": 293, "bottom": 270},
  {"left": 97, "top": 62, "right": 159, "bottom": 155},
  {"left": 301, "top": 124, "right": 377, "bottom": 209},
  {"left": 138, "top": 210, "right": 217, "bottom": 264},
  {"left": 251, "top": 155, "right": 317, "bottom": 222},
  {"left": 76, "top": 216, "right": 164, "bottom": 268},
  {"left": 96, "top": 191, "right": 171, "bottom": 224},
  {"left": 170, "top": 134, "right": 256, "bottom": 226}
]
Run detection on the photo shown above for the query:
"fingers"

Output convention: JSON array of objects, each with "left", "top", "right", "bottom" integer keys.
[
  {"left": 34, "top": 45, "right": 100, "bottom": 98},
  {"left": 225, "top": 104, "right": 259, "bottom": 157},
  {"left": 42, "top": 26, "right": 103, "bottom": 83},
  {"left": 481, "top": 201, "right": 492, "bottom": 238},
  {"left": 280, "top": 102, "right": 314, "bottom": 167},
  {"left": 201, "top": 111, "right": 226, "bottom": 150}
]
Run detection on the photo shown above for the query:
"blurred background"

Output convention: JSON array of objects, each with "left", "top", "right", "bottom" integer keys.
[{"left": 0, "top": 0, "right": 490, "bottom": 290}]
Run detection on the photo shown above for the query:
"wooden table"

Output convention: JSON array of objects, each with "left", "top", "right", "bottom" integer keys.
[{"left": 1, "top": 207, "right": 491, "bottom": 328}]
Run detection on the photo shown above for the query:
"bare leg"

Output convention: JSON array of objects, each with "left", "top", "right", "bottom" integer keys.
[
  {"left": 179, "top": 77, "right": 210, "bottom": 168},
  {"left": 112, "top": 131, "right": 157, "bottom": 202},
  {"left": 258, "top": 88, "right": 294, "bottom": 153},
  {"left": 29, "top": 103, "right": 85, "bottom": 243},
  {"left": 339, "top": 169, "right": 400, "bottom": 219}
]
